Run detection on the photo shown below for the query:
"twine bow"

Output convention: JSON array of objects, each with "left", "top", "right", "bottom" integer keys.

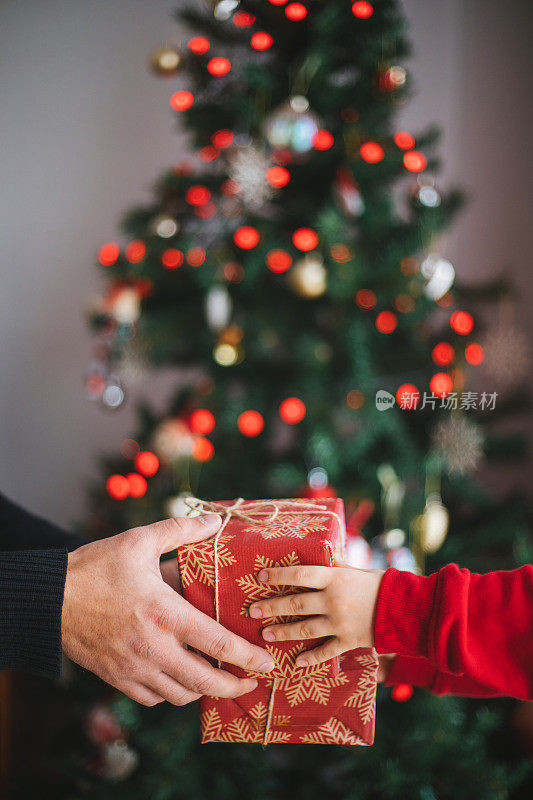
[{"left": 184, "top": 497, "right": 344, "bottom": 745}]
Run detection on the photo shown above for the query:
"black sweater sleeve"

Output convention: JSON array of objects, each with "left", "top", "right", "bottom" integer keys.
[{"left": 0, "top": 493, "right": 87, "bottom": 677}]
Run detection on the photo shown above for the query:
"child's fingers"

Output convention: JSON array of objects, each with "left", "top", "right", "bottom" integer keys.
[
  {"left": 261, "top": 615, "right": 332, "bottom": 643},
  {"left": 295, "top": 638, "right": 344, "bottom": 668},
  {"left": 249, "top": 591, "right": 325, "bottom": 620},
  {"left": 257, "top": 565, "right": 331, "bottom": 589}
]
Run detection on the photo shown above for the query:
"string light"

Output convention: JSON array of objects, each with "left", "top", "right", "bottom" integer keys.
[
  {"left": 98, "top": 242, "right": 119, "bottom": 266},
  {"left": 207, "top": 57, "right": 231, "bottom": 76},
  {"left": 396, "top": 383, "right": 420, "bottom": 410},
  {"left": 213, "top": 342, "right": 239, "bottom": 366},
  {"left": 352, "top": 1, "right": 374, "bottom": 18},
  {"left": 251, "top": 32, "right": 273, "bottom": 50},
  {"left": 313, "top": 130, "right": 334, "bottom": 150},
  {"left": 185, "top": 185, "right": 211, "bottom": 206},
  {"left": 292, "top": 227, "right": 318, "bottom": 251},
  {"left": 266, "top": 249, "right": 293, "bottom": 273},
  {"left": 238, "top": 410, "right": 264, "bottom": 436},
  {"left": 403, "top": 150, "right": 427, "bottom": 172},
  {"left": 450, "top": 310, "right": 474, "bottom": 335},
  {"left": 392, "top": 684, "right": 413, "bottom": 702},
  {"left": 162, "top": 249, "right": 184, "bottom": 269},
  {"left": 376, "top": 310, "right": 397, "bottom": 333},
  {"left": 465, "top": 343, "right": 484, "bottom": 365},
  {"left": 126, "top": 473, "right": 147, "bottom": 498},
  {"left": 432, "top": 342, "right": 455, "bottom": 366},
  {"left": 430, "top": 372, "right": 453, "bottom": 397},
  {"left": 192, "top": 437, "right": 215, "bottom": 462},
  {"left": 188, "top": 36, "right": 210, "bottom": 54},
  {"left": 212, "top": 129, "right": 234, "bottom": 148},
  {"left": 285, "top": 3, "right": 307, "bottom": 20},
  {"left": 190, "top": 409, "right": 215, "bottom": 435},
  {"left": 356, "top": 289, "right": 376, "bottom": 309},
  {"left": 393, "top": 131, "right": 415, "bottom": 150},
  {"left": 279, "top": 397, "right": 306, "bottom": 424},
  {"left": 360, "top": 142, "right": 384, "bottom": 163},
  {"left": 186, "top": 247, "right": 206, "bottom": 266},
  {"left": 170, "top": 91, "right": 194, "bottom": 111},
  {"left": 134, "top": 451, "right": 159, "bottom": 477},
  {"left": 234, "top": 226, "right": 260, "bottom": 248},
  {"left": 125, "top": 241, "right": 146, "bottom": 263},
  {"left": 266, "top": 166, "right": 290, "bottom": 187},
  {"left": 106, "top": 475, "right": 130, "bottom": 500}
]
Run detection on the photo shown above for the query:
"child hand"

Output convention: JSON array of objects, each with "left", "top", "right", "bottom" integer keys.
[{"left": 248, "top": 563, "right": 385, "bottom": 667}]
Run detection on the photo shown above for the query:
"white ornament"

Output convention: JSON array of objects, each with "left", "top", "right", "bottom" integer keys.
[
  {"left": 228, "top": 145, "right": 273, "bottom": 208},
  {"left": 421, "top": 253, "right": 455, "bottom": 300},
  {"left": 205, "top": 285, "right": 232, "bottom": 330},
  {"left": 166, "top": 492, "right": 199, "bottom": 519},
  {"left": 102, "top": 740, "right": 139, "bottom": 782}
]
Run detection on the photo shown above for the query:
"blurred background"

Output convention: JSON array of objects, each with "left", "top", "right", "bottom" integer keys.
[{"left": 2, "top": 0, "right": 533, "bottom": 529}]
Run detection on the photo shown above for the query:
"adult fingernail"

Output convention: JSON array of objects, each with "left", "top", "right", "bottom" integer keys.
[
  {"left": 198, "top": 513, "right": 221, "bottom": 528},
  {"left": 296, "top": 657, "right": 308, "bottom": 668},
  {"left": 262, "top": 630, "right": 275, "bottom": 642},
  {"left": 258, "top": 661, "right": 275, "bottom": 673},
  {"left": 247, "top": 679, "right": 258, "bottom": 692},
  {"left": 249, "top": 606, "right": 262, "bottom": 619},
  {"left": 258, "top": 570, "right": 269, "bottom": 582}
]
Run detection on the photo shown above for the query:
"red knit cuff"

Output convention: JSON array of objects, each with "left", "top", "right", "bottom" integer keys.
[
  {"left": 384, "top": 655, "right": 438, "bottom": 688},
  {"left": 374, "top": 568, "right": 438, "bottom": 659}
]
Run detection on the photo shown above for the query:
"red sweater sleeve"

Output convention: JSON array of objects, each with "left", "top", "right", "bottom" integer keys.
[{"left": 374, "top": 563, "right": 533, "bottom": 700}]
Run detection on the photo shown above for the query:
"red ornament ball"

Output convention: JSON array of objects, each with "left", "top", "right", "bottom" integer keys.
[
  {"left": 285, "top": 3, "right": 307, "bottom": 20},
  {"left": 188, "top": 37, "right": 210, "bottom": 55},
  {"left": 170, "top": 91, "right": 194, "bottom": 111},
  {"left": 376, "top": 310, "right": 397, "bottom": 333},
  {"left": 211, "top": 129, "right": 234, "bottom": 148},
  {"left": 465, "top": 342, "right": 484, "bottom": 365},
  {"left": 279, "top": 397, "right": 306, "bottom": 424},
  {"left": 292, "top": 227, "right": 319, "bottom": 251},
  {"left": 106, "top": 474, "right": 130, "bottom": 501},
  {"left": 134, "top": 450, "right": 159, "bottom": 477},
  {"left": 126, "top": 473, "right": 147, "bottom": 498},
  {"left": 393, "top": 131, "right": 415, "bottom": 150},
  {"left": 162, "top": 249, "right": 184, "bottom": 269},
  {"left": 185, "top": 185, "right": 211, "bottom": 206},
  {"left": 360, "top": 141, "right": 384, "bottom": 164},
  {"left": 356, "top": 289, "right": 376, "bottom": 309},
  {"left": 266, "top": 166, "right": 291, "bottom": 188},
  {"left": 266, "top": 249, "right": 293, "bottom": 273},
  {"left": 234, "top": 226, "right": 260, "bottom": 249},
  {"left": 190, "top": 409, "right": 215, "bottom": 435},
  {"left": 432, "top": 342, "right": 455, "bottom": 366},
  {"left": 396, "top": 383, "right": 420, "bottom": 410},
  {"left": 125, "top": 240, "right": 146, "bottom": 263},
  {"left": 238, "top": 410, "right": 264, "bottom": 437},
  {"left": 192, "top": 437, "right": 215, "bottom": 462},
  {"left": 403, "top": 150, "right": 427, "bottom": 172},
  {"left": 392, "top": 684, "right": 413, "bottom": 702},
  {"left": 352, "top": 1, "right": 374, "bottom": 19},
  {"left": 313, "top": 130, "right": 334, "bottom": 151},
  {"left": 450, "top": 310, "right": 474, "bottom": 335},
  {"left": 207, "top": 57, "right": 231, "bottom": 76},
  {"left": 251, "top": 32, "right": 273, "bottom": 51},
  {"left": 98, "top": 242, "right": 120, "bottom": 266},
  {"left": 430, "top": 372, "right": 453, "bottom": 398}
]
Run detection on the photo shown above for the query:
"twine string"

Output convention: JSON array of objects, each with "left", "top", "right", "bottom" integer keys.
[{"left": 184, "top": 496, "right": 345, "bottom": 745}]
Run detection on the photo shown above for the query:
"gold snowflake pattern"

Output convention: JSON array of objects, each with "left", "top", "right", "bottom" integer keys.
[
  {"left": 344, "top": 655, "right": 378, "bottom": 725},
  {"left": 178, "top": 534, "right": 236, "bottom": 588},
  {"left": 242, "top": 514, "right": 330, "bottom": 539},
  {"left": 201, "top": 703, "right": 291, "bottom": 744},
  {"left": 236, "top": 552, "right": 303, "bottom": 621},
  {"left": 300, "top": 717, "right": 367, "bottom": 746}
]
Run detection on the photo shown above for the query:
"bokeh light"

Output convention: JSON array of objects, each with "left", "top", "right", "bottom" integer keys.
[
  {"left": 238, "top": 410, "right": 264, "bottom": 436},
  {"left": 170, "top": 91, "right": 194, "bottom": 111},
  {"left": 126, "top": 473, "right": 147, "bottom": 498},
  {"left": 396, "top": 383, "right": 420, "bottom": 410},
  {"left": 465, "top": 343, "right": 484, "bottom": 365},
  {"left": 403, "top": 150, "right": 427, "bottom": 172},
  {"left": 251, "top": 32, "right": 273, "bottom": 50},
  {"left": 106, "top": 474, "right": 130, "bottom": 500},
  {"left": 212, "top": 129, "right": 234, "bottom": 148},
  {"left": 266, "top": 166, "right": 291, "bottom": 187},
  {"left": 186, "top": 185, "right": 211, "bottom": 206},
  {"left": 192, "top": 437, "right": 215, "bottom": 462},
  {"left": 392, "top": 684, "right": 413, "bottom": 702},
  {"left": 376, "top": 310, "right": 397, "bottom": 333},
  {"left": 266, "top": 249, "right": 293, "bottom": 273},
  {"left": 279, "top": 397, "right": 306, "bottom": 424},
  {"left": 188, "top": 36, "right": 210, "bottom": 54},
  {"left": 450, "top": 310, "right": 474, "bottom": 335},
  {"left": 285, "top": 3, "right": 307, "bottom": 20},
  {"left": 125, "top": 240, "right": 146, "bottom": 263},
  {"left": 432, "top": 342, "right": 455, "bottom": 366},
  {"left": 234, "top": 226, "right": 260, "bottom": 248},
  {"left": 162, "top": 249, "right": 184, "bottom": 269},
  {"left": 430, "top": 372, "right": 453, "bottom": 397},
  {"left": 356, "top": 289, "right": 377, "bottom": 309},
  {"left": 190, "top": 409, "right": 216, "bottom": 435},
  {"left": 352, "top": 1, "right": 374, "bottom": 18},
  {"left": 186, "top": 247, "right": 206, "bottom": 266},
  {"left": 313, "top": 130, "right": 334, "bottom": 150},
  {"left": 207, "top": 57, "right": 231, "bottom": 76},
  {"left": 98, "top": 242, "right": 120, "bottom": 266},
  {"left": 134, "top": 451, "right": 159, "bottom": 477},
  {"left": 393, "top": 131, "right": 415, "bottom": 150},
  {"left": 292, "top": 227, "right": 319, "bottom": 251}
]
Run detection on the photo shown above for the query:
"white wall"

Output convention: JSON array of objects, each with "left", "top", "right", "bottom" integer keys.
[{"left": 1, "top": 0, "right": 532, "bottom": 528}]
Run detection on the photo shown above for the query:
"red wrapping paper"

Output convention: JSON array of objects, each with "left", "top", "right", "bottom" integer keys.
[{"left": 177, "top": 498, "right": 377, "bottom": 745}]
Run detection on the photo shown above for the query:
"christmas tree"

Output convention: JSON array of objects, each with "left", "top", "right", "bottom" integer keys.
[{"left": 66, "top": 0, "right": 533, "bottom": 797}]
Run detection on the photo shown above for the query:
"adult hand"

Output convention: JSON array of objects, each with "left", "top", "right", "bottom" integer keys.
[{"left": 61, "top": 514, "right": 275, "bottom": 706}]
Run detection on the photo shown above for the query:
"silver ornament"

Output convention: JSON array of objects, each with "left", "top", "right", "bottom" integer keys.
[{"left": 227, "top": 144, "right": 273, "bottom": 209}]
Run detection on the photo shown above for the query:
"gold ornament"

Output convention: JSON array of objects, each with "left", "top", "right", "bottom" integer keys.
[
  {"left": 415, "top": 494, "right": 449, "bottom": 554},
  {"left": 149, "top": 45, "right": 182, "bottom": 77},
  {"left": 288, "top": 254, "right": 327, "bottom": 299}
]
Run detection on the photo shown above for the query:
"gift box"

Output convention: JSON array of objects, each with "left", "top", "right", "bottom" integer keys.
[{"left": 177, "top": 497, "right": 378, "bottom": 745}]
